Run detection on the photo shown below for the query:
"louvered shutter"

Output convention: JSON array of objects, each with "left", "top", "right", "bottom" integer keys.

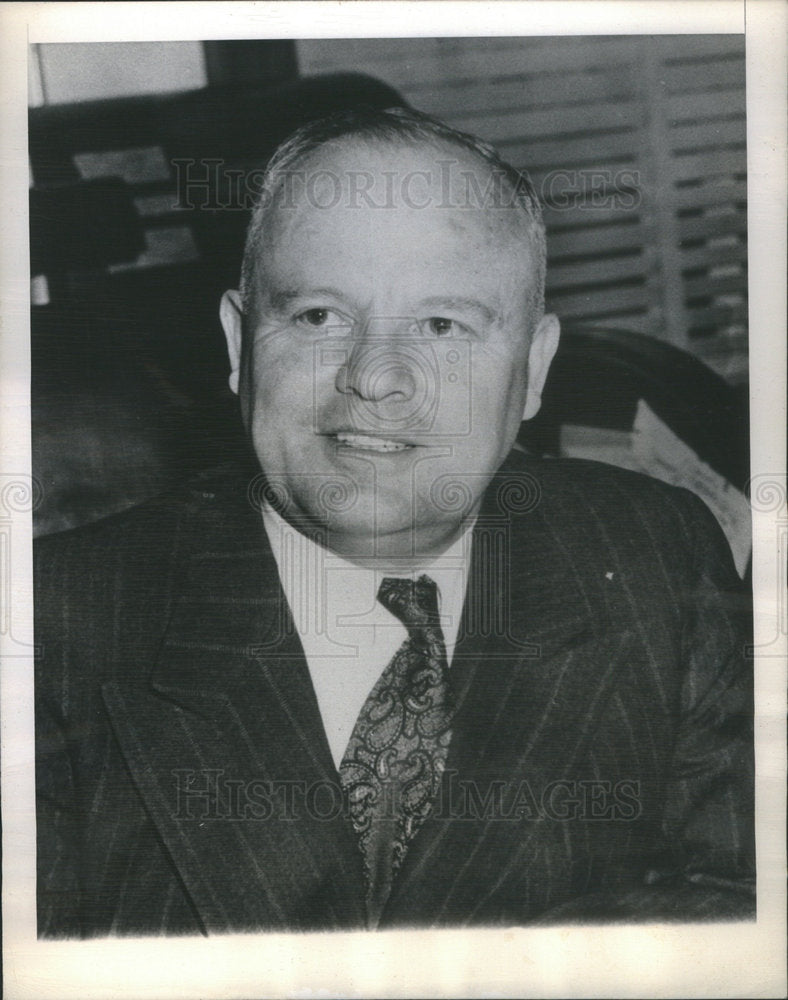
[{"left": 297, "top": 35, "right": 747, "bottom": 383}]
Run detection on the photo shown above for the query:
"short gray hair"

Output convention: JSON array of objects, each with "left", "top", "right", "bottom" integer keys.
[{"left": 239, "top": 105, "right": 546, "bottom": 320}]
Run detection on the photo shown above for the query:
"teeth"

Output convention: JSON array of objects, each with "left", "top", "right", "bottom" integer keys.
[{"left": 335, "top": 433, "right": 410, "bottom": 452}]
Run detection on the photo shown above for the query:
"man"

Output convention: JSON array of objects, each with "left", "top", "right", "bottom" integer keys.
[{"left": 35, "top": 107, "right": 754, "bottom": 937}]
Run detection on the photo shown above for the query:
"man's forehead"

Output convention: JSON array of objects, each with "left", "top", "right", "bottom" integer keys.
[{"left": 263, "top": 133, "right": 529, "bottom": 242}]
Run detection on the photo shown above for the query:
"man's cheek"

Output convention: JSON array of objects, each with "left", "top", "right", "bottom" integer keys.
[
  {"left": 248, "top": 347, "right": 308, "bottom": 404},
  {"left": 426, "top": 340, "right": 472, "bottom": 437}
]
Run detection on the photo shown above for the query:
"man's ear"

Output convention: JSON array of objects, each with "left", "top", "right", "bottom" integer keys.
[
  {"left": 522, "top": 313, "right": 560, "bottom": 421},
  {"left": 220, "top": 289, "right": 243, "bottom": 395}
]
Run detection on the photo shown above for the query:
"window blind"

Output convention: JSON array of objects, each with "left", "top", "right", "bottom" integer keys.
[{"left": 297, "top": 35, "right": 747, "bottom": 383}]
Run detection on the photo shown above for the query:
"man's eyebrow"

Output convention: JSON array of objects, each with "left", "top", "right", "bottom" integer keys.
[
  {"left": 417, "top": 297, "right": 498, "bottom": 322},
  {"left": 267, "top": 287, "right": 349, "bottom": 311}
]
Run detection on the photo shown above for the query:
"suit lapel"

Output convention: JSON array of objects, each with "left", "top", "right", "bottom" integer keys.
[
  {"left": 100, "top": 458, "right": 641, "bottom": 931},
  {"left": 102, "top": 480, "right": 366, "bottom": 932},
  {"left": 383, "top": 463, "right": 632, "bottom": 926}
]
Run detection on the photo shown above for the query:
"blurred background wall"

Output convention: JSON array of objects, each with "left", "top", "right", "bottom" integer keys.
[{"left": 30, "top": 35, "right": 748, "bottom": 381}]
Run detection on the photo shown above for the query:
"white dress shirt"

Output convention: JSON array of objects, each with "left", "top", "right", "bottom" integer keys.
[{"left": 261, "top": 503, "right": 474, "bottom": 770}]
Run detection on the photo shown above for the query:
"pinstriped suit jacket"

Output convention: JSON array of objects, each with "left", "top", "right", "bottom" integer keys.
[{"left": 35, "top": 452, "right": 754, "bottom": 937}]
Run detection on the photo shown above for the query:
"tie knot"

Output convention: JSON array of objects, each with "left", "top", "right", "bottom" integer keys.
[{"left": 378, "top": 574, "right": 441, "bottom": 632}]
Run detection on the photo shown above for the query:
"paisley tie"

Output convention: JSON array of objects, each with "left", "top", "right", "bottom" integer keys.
[{"left": 339, "top": 574, "right": 454, "bottom": 928}]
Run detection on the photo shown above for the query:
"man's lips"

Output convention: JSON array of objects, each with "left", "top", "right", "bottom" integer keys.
[{"left": 323, "top": 431, "right": 418, "bottom": 453}]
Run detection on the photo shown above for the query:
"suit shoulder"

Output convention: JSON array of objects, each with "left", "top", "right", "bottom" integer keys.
[
  {"left": 499, "top": 452, "right": 734, "bottom": 572},
  {"left": 33, "top": 463, "right": 260, "bottom": 694},
  {"left": 33, "top": 463, "right": 257, "bottom": 629},
  {"left": 34, "top": 462, "right": 251, "bottom": 561},
  {"left": 504, "top": 451, "right": 699, "bottom": 511}
]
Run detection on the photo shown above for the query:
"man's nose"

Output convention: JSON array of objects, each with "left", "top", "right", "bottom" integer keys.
[{"left": 335, "top": 320, "right": 419, "bottom": 403}]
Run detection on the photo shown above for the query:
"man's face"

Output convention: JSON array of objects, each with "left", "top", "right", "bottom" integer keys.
[{"left": 222, "top": 138, "right": 558, "bottom": 562}]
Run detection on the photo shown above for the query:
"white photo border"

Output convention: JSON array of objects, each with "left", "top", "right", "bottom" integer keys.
[{"left": 2, "top": 3, "right": 785, "bottom": 998}]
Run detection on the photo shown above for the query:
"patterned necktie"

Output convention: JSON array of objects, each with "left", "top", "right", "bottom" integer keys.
[{"left": 339, "top": 574, "right": 454, "bottom": 928}]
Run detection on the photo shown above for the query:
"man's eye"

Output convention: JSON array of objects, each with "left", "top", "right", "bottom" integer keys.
[
  {"left": 423, "top": 317, "right": 458, "bottom": 337},
  {"left": 297, "top": 308, "right": 333, "bottom": 327},
  {"left": 294, "top": 308, "right": 353, "bottom": 333}
]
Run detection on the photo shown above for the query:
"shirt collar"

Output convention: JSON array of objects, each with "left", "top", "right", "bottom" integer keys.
[{"left": 260, "top": 503, "right": 475, "bottom": 658}]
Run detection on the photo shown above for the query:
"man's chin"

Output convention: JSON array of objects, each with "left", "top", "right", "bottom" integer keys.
[{"left": 295, "top": 502, "right": 469, "bottom": 564}]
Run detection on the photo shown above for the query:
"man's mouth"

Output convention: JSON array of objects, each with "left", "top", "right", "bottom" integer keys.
[{"left": 332, "top": 432, "right": 414, "bottom": 453}]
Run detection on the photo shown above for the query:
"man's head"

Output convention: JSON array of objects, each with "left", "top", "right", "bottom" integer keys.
[{"left": 221, "top": 106, "right": 559, "bottom": 563}]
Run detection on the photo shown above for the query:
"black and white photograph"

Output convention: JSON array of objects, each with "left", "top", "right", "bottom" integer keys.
[{"left": 2, "top": 2, "right": 785, "bottom": 998}]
